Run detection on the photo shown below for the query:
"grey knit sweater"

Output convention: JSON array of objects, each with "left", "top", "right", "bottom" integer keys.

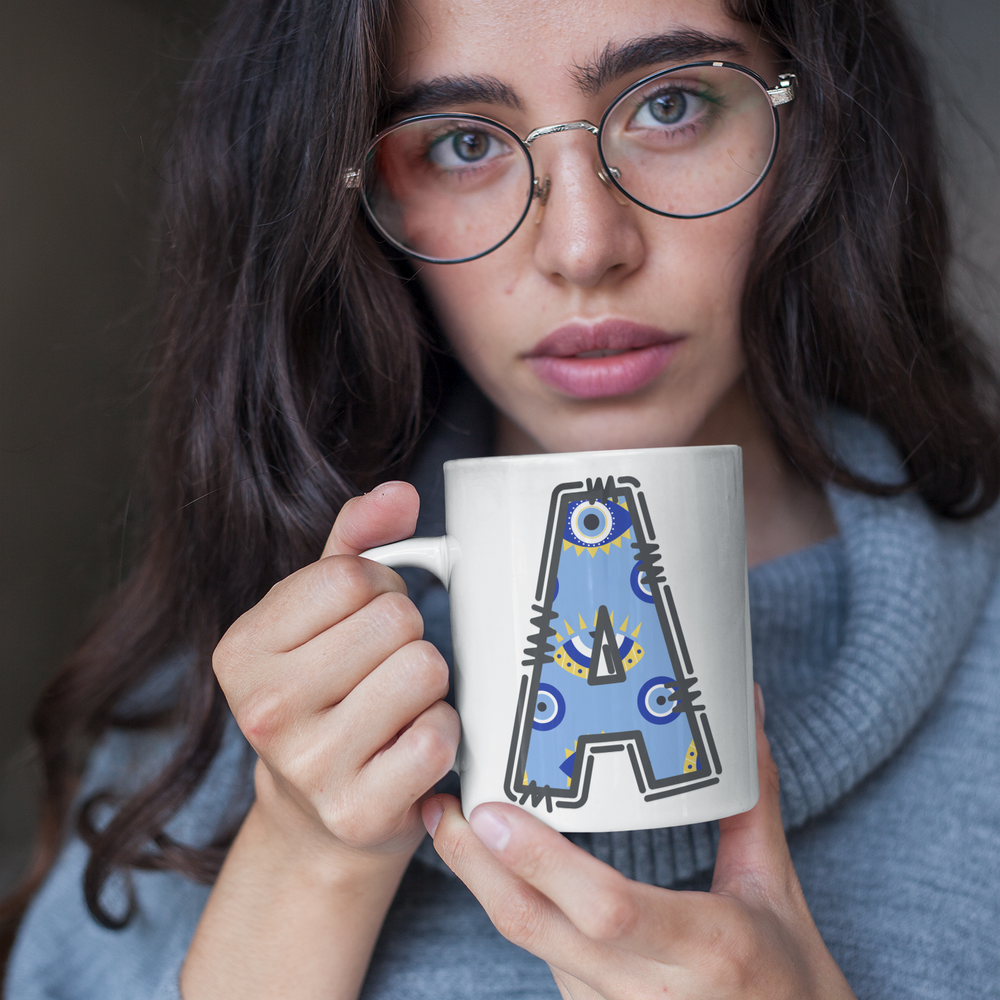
[{"left": 7, "top": 405, "right": 1000, "bottom": 999}]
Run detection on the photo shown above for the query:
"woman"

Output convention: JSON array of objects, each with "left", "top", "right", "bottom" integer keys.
[{"left": 4, "top": 0, "right": 999, "bottom": 996}]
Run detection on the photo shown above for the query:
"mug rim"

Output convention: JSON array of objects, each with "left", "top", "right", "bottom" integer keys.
[{"left": 443, "top": 442, "right": 741, "bottom": 474}]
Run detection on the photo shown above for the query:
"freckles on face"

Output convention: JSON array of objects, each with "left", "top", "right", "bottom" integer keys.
[{"left": 391, "top": 0, "right": 780, "bottom": 453}]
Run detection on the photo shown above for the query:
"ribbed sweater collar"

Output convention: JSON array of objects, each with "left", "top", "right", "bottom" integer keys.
[{"left": 409, "top": 396, "right": 1000, "bottom": 886}]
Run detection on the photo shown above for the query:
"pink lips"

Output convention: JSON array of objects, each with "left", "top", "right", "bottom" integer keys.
[{"left": 525, "top": 320, "right": 682, "bottom": 399}]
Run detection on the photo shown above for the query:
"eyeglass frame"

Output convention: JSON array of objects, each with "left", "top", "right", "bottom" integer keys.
[{"left": 345, "top": 61, "right": 798, "bottom": 264}]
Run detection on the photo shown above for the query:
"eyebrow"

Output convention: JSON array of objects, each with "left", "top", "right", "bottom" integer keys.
[
  {"left": 389, "top": 75, "right": 524, "bottom": 118},
  {"left": 389, "top": 29, "right": 749, "bottom": 118},
  {"left": 573, "top": 30, "right": 749, "bottom": 95}
]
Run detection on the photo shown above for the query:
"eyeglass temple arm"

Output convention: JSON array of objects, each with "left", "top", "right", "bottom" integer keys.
[{"left": 766, "top": 74, "right": 797, "bottom": 107}]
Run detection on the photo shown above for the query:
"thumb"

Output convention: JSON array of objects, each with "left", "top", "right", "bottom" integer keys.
[
  {"left": 711, "top": 684, "right": 793, "bottom": 897},
  {"left": 321, "top": 481, "right": 420, "bottom": 558}
]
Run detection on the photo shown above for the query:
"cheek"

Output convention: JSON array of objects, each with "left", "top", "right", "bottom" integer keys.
[
  {"left": 639, "top": 190, "right": 765, "bottom": 361},
  {"left": 644, "top": 205, "right": 761, "bottom": 325},
  {"left": 416, "top": 257, "right": 521, "bottom": 364}
]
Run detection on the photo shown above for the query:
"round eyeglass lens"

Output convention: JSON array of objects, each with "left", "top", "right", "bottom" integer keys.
[
  {"left": 363, "top": 116, "right": 534, "bottom": 263},
  {"left": 600, "top": 64, "right": 778, "bottom": 218}
]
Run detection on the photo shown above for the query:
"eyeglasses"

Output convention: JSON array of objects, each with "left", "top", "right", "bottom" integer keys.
[{"left": 345, "top": 62, "right": 796, "bottom": 264}]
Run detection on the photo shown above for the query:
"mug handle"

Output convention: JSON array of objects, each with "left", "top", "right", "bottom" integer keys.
[{"left": 359, "top": 535, "right": 459, "bottom": 588}]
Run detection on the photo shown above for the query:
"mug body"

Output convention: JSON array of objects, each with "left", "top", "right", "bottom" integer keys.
[{"left": 444, "top": 446, "right": 756, "bottom": 833}]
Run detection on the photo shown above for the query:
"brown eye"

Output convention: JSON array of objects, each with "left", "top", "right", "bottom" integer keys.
[
  {"left": 426, "top": 127, "right": 510, "bottom": 170},
  {"left": 453, "top": 130, "right": 490, "bottom": 161}
]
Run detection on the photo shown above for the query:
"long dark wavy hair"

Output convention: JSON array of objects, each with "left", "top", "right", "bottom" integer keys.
[{"left": 3, "top": 0, "right": 999, "bottom": 959}]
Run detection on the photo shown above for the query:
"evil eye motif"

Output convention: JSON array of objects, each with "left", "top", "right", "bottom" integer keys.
[
  {"left": 563, "top": 500, "right": 632, "bottom": 551},
  {"left": 630, "top": 561, "right": 656, "bottom": 603},
  {"left": 553, "top": 623, "right": 645, "bottom": 679},
  {"left": 532, "top": 682, "right": 566, "bottom": 730},
  {"left": 638, "top": 676, "right": 681, "bottom": 725}
]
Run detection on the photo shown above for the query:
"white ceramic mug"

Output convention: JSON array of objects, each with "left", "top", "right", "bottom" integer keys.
[{"left": 361, "top": 446, "right": 756, "bottom": 833}]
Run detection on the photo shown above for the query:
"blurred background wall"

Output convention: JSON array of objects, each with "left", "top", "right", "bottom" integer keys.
[{"left": 1, "top": 0, "right": 998, "bottom": 895}]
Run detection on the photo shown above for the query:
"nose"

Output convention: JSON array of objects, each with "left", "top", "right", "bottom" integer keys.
[{"left": 529, "top": 137, "right": 645, "bottom": 289}]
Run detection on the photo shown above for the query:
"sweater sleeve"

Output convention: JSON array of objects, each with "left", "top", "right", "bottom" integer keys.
[
  {"left": 6, "top": 837, "right": 207, "bottom": 1000},
  {"left": 5, "top": 716, "right": 255, "bottom": 1000}
]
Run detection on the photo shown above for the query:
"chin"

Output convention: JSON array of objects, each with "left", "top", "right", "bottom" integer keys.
[{"left": 531, "top": 419, "right": 698, "bottom": 455}]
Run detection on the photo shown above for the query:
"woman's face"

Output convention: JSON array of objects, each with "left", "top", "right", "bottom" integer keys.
[{"left": 391, "top": 0, "right": 780, "bottom": 453}]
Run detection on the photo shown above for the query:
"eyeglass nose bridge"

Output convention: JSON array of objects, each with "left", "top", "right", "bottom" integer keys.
[
  {"left": 525, "top": 120, "right": 628, "bottom": 208},
  {"left": 523, "top": 119, "right": 599, "bottom": 147}
]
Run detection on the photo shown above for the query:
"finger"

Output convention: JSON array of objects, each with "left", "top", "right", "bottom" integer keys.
[
  {"left": 218, "top": 556, "right": 409, "bottom": 677},
  {"left": 425, "top": 796, "right": 606, "bottom": 976},
  {"left": 218, "top": 483, "right": 417, "bottom": 673},
  {"left": 453, "top": 800, "right": 707, "bottom": 962},
  {"left": 322, "top": 481, "right": 419, "bottom": 558},
  {"left": 281, "top": 590, "right": 426, "bottom": 710},
  {"left": 352, "top": 703, "right": 461, "bottom": 825},
  {"left": 712, "top": 684, "right": 796, "bottom": 899},
  {"left": 229, "top": 597, "right": 431, "bottom": 760},
  {"left": 332, "top": 639, "right": 450, "bottom": 767}
]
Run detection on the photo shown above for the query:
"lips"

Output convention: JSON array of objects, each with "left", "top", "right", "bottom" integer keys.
[{"left": 525, "top": 320, "right": 682, "bottom": 399}]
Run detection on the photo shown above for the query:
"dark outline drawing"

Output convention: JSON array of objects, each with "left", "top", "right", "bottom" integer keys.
[{"left": 504, "top": 475, "right": 721, "bottom": 812}]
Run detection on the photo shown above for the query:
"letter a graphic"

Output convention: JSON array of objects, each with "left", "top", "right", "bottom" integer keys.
[{"left": 505, "top": 477, "right": 722, "bottom": 812}]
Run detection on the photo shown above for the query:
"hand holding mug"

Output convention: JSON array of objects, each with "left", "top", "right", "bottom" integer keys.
[
  {"left": 422, "top": 688, "right": 857, "bottom": 1000},
  {"left": 212, "top": 482, "right": 459, "bottom": 859}
]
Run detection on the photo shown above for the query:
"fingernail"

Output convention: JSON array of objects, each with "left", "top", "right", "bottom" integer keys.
[
  {"left": 422, "top": 798, "right": 443, "bottom": 837},
  {"left": 470, "top": 806, "right": 511, "bottom": 852},
  {"left": 754, "top": 683, "right": 766, "bottom": 727}
]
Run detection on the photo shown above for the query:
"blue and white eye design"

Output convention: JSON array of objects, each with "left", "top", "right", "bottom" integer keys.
[
  {"left": 553, "top": 626, "right": 645, "bottom": 679},
  {"left": 563, "top": 500, "right": 632, "bottom": 550},
  {"left": 630, "top": 561, "right": 656, "bottom": 603},
  {"left": 532, "top": 682, "right": 566, "bottom": 731},
  {"left": 638, "top": 676, "right": 681, "bottom": 725}
]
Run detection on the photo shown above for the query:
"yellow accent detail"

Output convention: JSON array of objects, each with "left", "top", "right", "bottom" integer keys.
[
  {"left": 625, "top": 643, "right": 644, "bottom": 671},
  {"left": 554, "top": 645, "right": 592, "bottom": 678},
  {"left": 684, "top": 740, "right": 699, "bottom": 773},
  {"left": 564, "top": 741, "right": 579, "bottom": 786},
  {"left": 565, "top": 523, "right": 630, "bottom": 556},
  {"left": 553, "top": 631, "right": 563, "bottom": 643},
  {"left": 619, "top": 615, "right": 629, "bottom": 633},
  {"left": 579, "top": 613, "right": 588, "bottom": 630},
  {"left": 631, "top": 623, "right": 642, "bottom": 638},
  {"left": 555, "top": 629, "right": 644, "bottom": 677},
  {"left": 564, "top": 619, "right": 575, "bottom": 635}
]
